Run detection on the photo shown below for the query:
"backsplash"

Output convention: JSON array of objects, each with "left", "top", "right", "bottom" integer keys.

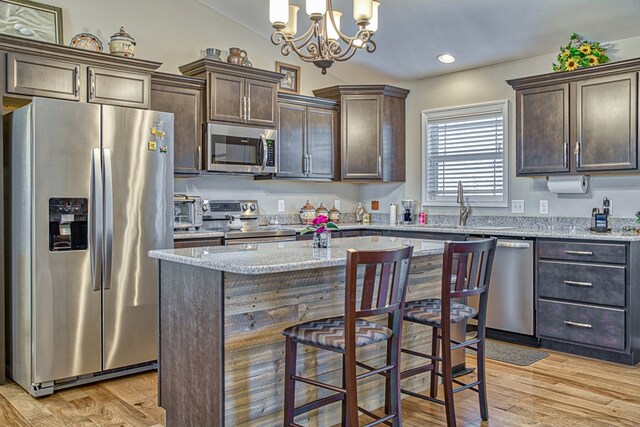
[{"left": 258, "top": 213, "right": 639, "bottom": 231}]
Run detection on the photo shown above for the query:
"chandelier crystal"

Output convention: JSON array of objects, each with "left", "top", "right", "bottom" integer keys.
[{"left": 269, "top": 0, "right": 379, "bottom": 74}]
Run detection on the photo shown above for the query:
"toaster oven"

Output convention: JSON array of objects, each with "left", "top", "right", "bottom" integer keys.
[{"left": 173, "top": 195, "right": 204, "bottom": 230}]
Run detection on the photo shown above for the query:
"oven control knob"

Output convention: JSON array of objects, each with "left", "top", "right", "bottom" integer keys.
[
  {"left": 249, "top": 204, "right": 257, "bottom": 211},
  {"left": 241, "top": 203, "right": 248, "bottom": 211},
  {"left": 202, "top": 203, "right": 209, "bottom": 212}
]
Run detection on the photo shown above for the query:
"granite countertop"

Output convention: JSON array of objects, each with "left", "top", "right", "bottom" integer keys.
[
  {"left": 173, "top": 222, "right": 640, "bottom": 241},
  {"left": 150, "top": 236, "right": 444, "bottom": 274},
  {"left": 292, "top": 222, "right": 640, "bottom": 241}
]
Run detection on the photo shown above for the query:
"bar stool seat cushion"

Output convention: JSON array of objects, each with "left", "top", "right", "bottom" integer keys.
[
  {"left": 283, "top": 318, "right": 392, "bottom": 350},
  {"left": 404, "top": 298, "right": 477, "bottom": 327}
]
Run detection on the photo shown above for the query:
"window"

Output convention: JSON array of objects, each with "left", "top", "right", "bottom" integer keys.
[{"left": 422, "top": 100, "right": 509, "bottom": 207}]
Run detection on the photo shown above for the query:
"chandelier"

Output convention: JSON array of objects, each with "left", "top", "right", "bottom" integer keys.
[{"left": 269, "top": 0, "right": 380, "bottom": 74}]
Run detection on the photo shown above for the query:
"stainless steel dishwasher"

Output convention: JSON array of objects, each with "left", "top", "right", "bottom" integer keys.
[{"left": 469, "top": 237, "right": 535, "bottom": 336}]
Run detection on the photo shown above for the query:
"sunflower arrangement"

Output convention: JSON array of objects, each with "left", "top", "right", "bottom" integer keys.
[{"left": 552, "top": 33, "right": 609, "bottom": 72}]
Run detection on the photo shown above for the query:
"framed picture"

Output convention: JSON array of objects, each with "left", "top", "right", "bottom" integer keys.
[
  {"left": 0, "top": 0, "right": 63, "bottom": 44},
  {"left": 276, "top": 61, "right": 301, "bottom": 94}
]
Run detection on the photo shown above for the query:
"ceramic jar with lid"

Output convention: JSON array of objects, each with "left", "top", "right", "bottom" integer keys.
[
  {"left": 109, "top": 26, "right": 136, "bottom": 58},
  {"left": 300, "top": 200, "right": 316, "bottom": 225},
  {"left": 329, "top": 205, "right": 341, "bottom": 223},
  {"left": 316, "top": 202, "right": 329, "bottom": 218}
]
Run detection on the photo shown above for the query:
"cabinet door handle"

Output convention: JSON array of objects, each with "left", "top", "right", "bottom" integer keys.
[
  {"left": 247, "top": 97, "right": 251, "bottom": 121},
  {"left": 574, "top": 141, "right": 581, "bottom": 167},
  {"left": 74, "top": 66, "right": 80, "bottom": 97},
  {"left": 563, "top": 141, "right": 568, "bottom": 168},
  {"left": 308, "top": 154, "right": 312, "bottom": 175},
  {"left": 89, "top": 68, "right": 96, "bottom": 100},
  {"left": 242, "top": 96, "right": 247, "bottom": 121},
  {"left": 564, "top": 250, "right": 593, "bottom": 256},
  {"left": 564, "top": 320, "right": 592, "bottom": 329},
  {"left": 197, "top": 145, "right": 202, "bottom": 170},
  {"left": 378, "top": 155, "right": 382, "bottom": 175},
  {"left": 564, "top": 280, "right": 593, "bottom": 287}
]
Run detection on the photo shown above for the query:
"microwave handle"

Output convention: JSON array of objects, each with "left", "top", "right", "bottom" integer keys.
[{"left": 261, "top": 135, "right": 268, "bottom": 171}]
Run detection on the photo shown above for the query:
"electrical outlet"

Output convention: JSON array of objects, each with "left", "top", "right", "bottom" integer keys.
[
  {"left": 334, "top": 199, "right": 341, "bottom": 210},
  {"left": 278, "top": 200, "right": 285, "bottom": 212},
  {"left": 539, "top": 200, "right": 549, "bottom": 215},
  {"left": 511, "top": 200, "right": 525, "bottom": 214}
]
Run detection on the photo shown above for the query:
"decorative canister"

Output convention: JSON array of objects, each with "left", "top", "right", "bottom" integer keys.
[
  {"left": 329, "top": 205, "right": 341, "bottom": 223},
  {"left": 109, "top": 26, "right": 136, "bottom": 58},
  {"left": 355, "top": 202, "right": 366, "bottom": 223},
  {"left": 227, "top": 47, "right": 247, "bottom": 65},
  {"left": 362, "top": 212, "right": 371, "bottom": 224},
  {"left": 300, "top": 200, "right": 316, "bottom": 225},
  {"left": 316, "top": 202, "right": 329, "bottom": 218}
]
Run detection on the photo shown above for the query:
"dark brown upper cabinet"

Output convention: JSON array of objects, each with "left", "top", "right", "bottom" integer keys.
[
  {"left": 313, "top": 85, "right": 410, "bottom": 182},
  {"left": 276, "top": 93, "right": 338, "bottom": 180},
  {"left": 151, "top": 72, "right": 205, "bottom": 175},
  {"left": 179, "top": 59, "right": 282, "bottom": 129},
  {"left": 1, "top": 34, "right": 160, "bottom": 108},
  {"left": 508, "top": 59, "right": 640, "bottom": 176}
]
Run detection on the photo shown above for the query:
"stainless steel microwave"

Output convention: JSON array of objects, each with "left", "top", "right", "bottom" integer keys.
[{"left": 206, "top": 123, "right": 277, "bottom": 174}]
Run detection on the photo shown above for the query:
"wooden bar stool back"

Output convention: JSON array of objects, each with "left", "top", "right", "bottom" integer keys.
[
  {"left": 401, "top": 237, "right": 497, "bottom": 427},
  {"left": 282, "top": 245, "right": 414, "bottom": 427}
]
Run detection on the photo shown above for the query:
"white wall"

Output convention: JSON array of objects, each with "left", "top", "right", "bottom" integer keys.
[{"left": 361, "top": 35, "right": 640, "bottom": 218}]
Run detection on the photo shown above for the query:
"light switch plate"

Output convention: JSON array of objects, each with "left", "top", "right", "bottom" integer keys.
[
  {"left": 511, "top": 200, "right": 525, "bottom": 214},
  {"left": 539, "top": 200, "right": 549, "bottom": 215},
  {"left": 278, "top": 200, "right": 285, "bottom": 212},
  {"left": 334, "top": 199, "right": 341, "bottom": 210}
]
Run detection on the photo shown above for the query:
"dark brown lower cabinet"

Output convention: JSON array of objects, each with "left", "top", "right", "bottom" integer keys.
[
  {"left": 537, "top": 239, "right": 640, "bottom": 364},
  {"left": 174, "top": 238, "right": 222, "bottom": 249}
]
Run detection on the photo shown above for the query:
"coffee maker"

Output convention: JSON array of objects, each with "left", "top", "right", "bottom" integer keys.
[{"left": 401, "top": 200, "right": 416, "bottom": 225}]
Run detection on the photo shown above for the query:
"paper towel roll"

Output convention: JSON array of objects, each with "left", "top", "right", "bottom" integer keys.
[
  {"left": 389, "top": 204, "right": 397, "bottom": 224},
  {"left": 547, "top": 175, "right": 589, "bottom": 194}
]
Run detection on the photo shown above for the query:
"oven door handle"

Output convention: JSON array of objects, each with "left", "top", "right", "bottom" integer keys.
[{"left": 260, "top": 134, "right": 268, "bottom": 171}]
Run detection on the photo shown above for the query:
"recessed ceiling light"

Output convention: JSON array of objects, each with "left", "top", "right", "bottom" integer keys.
[{"left": 437, "top": 54, "right": 455, "bottom": 64}]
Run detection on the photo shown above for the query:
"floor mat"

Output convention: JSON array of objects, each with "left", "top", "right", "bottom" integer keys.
[{"left": 484, "top": 340, "right": 549, "bottom": 366}]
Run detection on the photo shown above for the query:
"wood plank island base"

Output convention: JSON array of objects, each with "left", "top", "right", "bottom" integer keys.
[{"left": 149, "top": 236, "right": 446, "bottom": 426}]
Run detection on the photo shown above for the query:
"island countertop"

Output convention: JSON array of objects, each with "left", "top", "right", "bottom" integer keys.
[{"left": 150, "top": 236, "right": 445, "bottom": 274}]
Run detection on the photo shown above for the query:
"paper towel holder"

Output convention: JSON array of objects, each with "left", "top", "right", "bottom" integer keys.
[{"left": 545, "top": 175, "right": 590, "bottom": 194}]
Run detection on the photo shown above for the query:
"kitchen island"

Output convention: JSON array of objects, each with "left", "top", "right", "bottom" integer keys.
[{"left": 150, "top": 236, "right": 446, "bottom": 426}]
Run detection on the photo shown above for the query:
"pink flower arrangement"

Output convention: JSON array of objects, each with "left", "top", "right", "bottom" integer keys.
[{"left": 302, "top": 214, "right": 339, "bottom": 235}]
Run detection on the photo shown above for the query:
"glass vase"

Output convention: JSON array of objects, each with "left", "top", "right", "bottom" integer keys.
[{"left": 313, "top": 231, "right": 331, "bottom": 248}]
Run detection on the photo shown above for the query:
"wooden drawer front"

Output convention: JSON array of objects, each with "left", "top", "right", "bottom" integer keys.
[
  {"left": 538, "top": 241, "right": 626, "bottom": 264},
  {"left": 341, "top": 230, "right": 362, "bottom": 238},
  {"left": 89, "top": 67, "right": 150, "bottom": 109},
  {"left": 174, "top": 238, "right": 221, "bottom": 249},
  {"left": 6, "top": 53, "right": 80, "bottom": 100},
  {"left": 538, "top": 299, "right": 625, "bottom": 350},
  {"left": 538, "top": 261, "right": 626, "bottom": 307}
]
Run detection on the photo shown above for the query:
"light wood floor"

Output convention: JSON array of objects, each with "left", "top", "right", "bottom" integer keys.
[{"left": 1, "top": 347, "right": 640, "bottom": 426}]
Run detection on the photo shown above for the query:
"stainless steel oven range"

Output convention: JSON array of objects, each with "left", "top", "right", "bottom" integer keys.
[{"left": 202, "top": 200, "right": 296, "bottom": 244}]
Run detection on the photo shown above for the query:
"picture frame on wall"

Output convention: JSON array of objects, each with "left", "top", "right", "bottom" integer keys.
[
  {"left": 0, "top": 0, "right": 63, "bottom": 44},
  {"left": 276, "top": 61, "right": 301, "bottom": 94}
]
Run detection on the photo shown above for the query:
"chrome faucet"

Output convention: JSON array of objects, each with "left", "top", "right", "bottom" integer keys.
[{"left": 457, "top": 181, "right": 471, "bottom": 227}]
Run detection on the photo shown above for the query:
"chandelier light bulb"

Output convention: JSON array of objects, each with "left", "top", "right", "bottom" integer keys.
[
  {"left": 353, "top": 0, "right": 373, "bottom": 25},
  {"left": 366, "top": 0, "right": 379, "bottom": 32},
  {"left": 283, "top": 5, "right": 299, "bottom": 36},
  {"left": 269, "top": 0, "right": 289, "bottom": 27},
  {"left": 326, "top": 10, "right": 342, "bottom": 41},
  {"left": 306, "top": 0, "right": 327, "bottom": 18}
]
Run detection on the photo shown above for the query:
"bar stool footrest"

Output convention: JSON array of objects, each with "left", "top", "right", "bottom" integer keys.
[
  {"left": 359, "top": 406, "right": 394, "bottom": 427},
  {"left": 401, "top": 388, "right": 446, "bottom": 406},
  {"left": 293, "top": 393, "right": 345, "bottom": 417}
]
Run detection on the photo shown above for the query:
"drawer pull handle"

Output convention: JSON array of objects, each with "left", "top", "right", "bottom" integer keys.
[
  {"left": 564, "top": 250, "right": 593, "bottom": 256},
  {"left": 564, "top": 320, "right": 592, "bottom": 329},
  {"left": 563, "top": 280, "right": 593, "bottom": 287}
]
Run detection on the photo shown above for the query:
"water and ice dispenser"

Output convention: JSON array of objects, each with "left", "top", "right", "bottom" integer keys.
[{"left": 48, "top": 198, "right": 88, "bottom": 251}]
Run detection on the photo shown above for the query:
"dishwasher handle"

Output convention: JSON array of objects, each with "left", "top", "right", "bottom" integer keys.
[{"left": 497, "top": 241, "right": 531, "bottom": 249}]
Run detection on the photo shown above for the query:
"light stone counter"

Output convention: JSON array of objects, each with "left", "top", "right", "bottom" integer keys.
[{"left": 151, "top": 236, "right": 445, "bottom": 274}]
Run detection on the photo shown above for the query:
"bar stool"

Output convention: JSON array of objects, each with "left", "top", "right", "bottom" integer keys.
[
  {"left": 282, "top": 246, "right": 414, "bottom": 427},
  {"left": 400, "top": 238, "right": 497, "bottom": 427}
]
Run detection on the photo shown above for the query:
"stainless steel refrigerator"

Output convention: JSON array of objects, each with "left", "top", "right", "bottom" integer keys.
[{"left": 4, "top": 98, "right": 174, "bottom": 396}]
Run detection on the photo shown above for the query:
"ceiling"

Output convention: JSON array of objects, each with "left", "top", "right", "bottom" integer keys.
[{"left": 199, "top": 0, "right": 640, "bottom": 82}]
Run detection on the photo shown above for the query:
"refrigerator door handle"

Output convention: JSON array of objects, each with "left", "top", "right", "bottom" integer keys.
[
  {"left": 103, "top": 148, "right": 114, "bottom": 290},
  {"left": 91, "top": 148, "right": 103, "bottom": 291}
]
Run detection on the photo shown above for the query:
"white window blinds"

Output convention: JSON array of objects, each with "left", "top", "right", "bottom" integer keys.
[{"left": 423, "top": 101, "right": 509, "bottom": 207}]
